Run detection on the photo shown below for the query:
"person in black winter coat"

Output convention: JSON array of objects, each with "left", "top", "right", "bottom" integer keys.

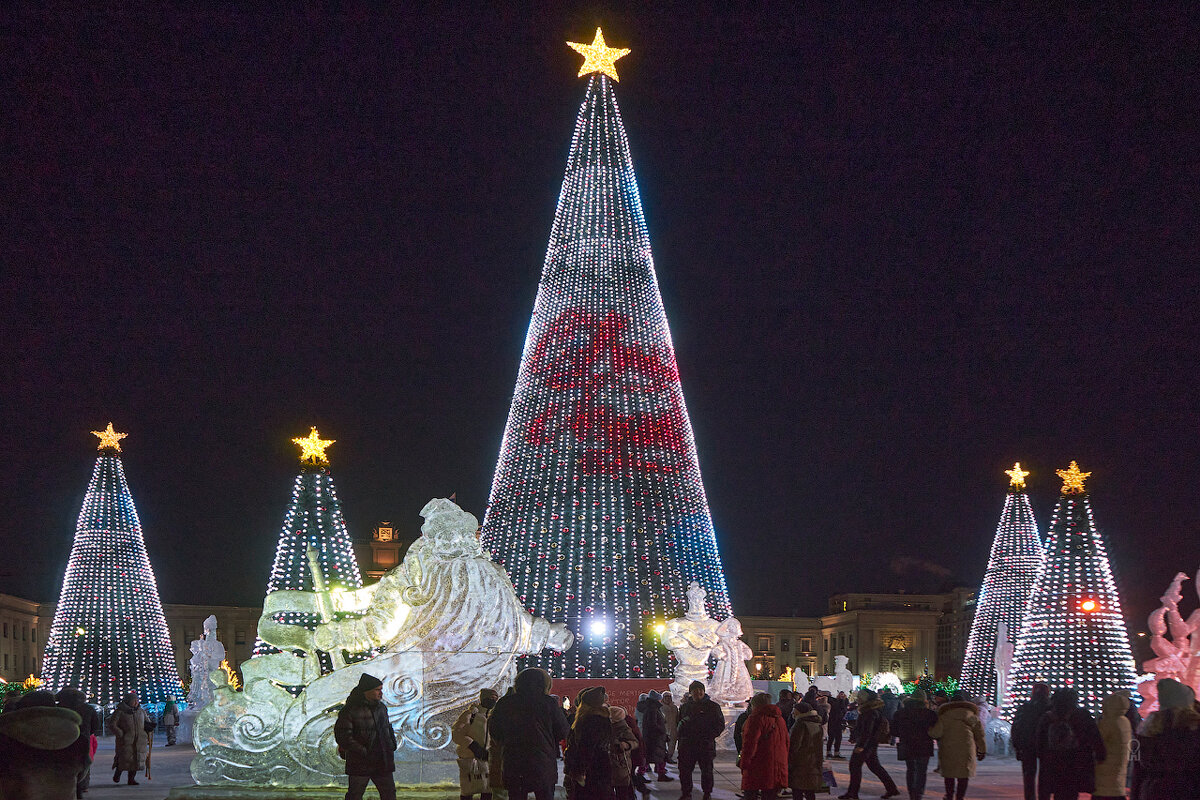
[
  {"left": 638, "top": 691, "right": 670, "bottom": 780},
  {"left": 827, "top": 693, "right": 848, "bottom": 758},
  {"left": 892, "top": 690, "right": 938, "bottom": 800},
  {"left": 1010, "top": 682, "right": 1050, "bottom": 800},
  {"left": 734, "top": 707, "right": 752, "bottom": 755},
  {"left": 839, "top": 690, "right": 899, "bottom": 800},
  {"left": 334, "top": 673, "right": 398, "bottom": 800},
  {"left": 565, "top": 686, "right": 615, "bottom": 800},
  {"left": 489, "top": 668, "right": 570, "bottom": 800},
  {"left": 676, "top": 681, "right": 726, "bottom": 800},
  {"left": 55, "top": 687, "right": 99, "bottom": 799},
  {"left": 776, "top": 690, "right": 795, "bottom": 727},
  {"left": 1034, "top": 688, "right": 1105, "bottom": 800}
]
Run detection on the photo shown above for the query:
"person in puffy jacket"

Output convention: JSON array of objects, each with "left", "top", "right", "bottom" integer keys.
[
  {"left": 929, "top": 693, "right": 985, "bottom": 800},
  {"left": 333, "top": 673, "right": 398, "bottom": 800},
  {"left": 108, "top": 692, "right": 148, "bottom": 786},
  {"left": 609, "top": 706, "right": 640, "bottom": 800},
  {"left": 489, "top": 668, "right": 569, "bottom": 800},
  {"left": 1093, "top": 692, "right": 1131, "bottom": 800},
  {"left": 452, "top": 688, "right": 499, "bottom": 800},
  {"left": 740, "top": 693, "right": 788, "bottom": 800},
  {"left": 788, "top": 703, "right": 824, "bottom": 800},
  {"left": 676, "top": 681, "right": 725, "bottom": 800},
  {"left": 892, "top": 690, "right": 937, "bottom": 800},
  {"left": 639, "top": 691, "right": 670, "bottom": 780},
  {"left": 826, "top": 693, "right": 848, "bottom": 759}
]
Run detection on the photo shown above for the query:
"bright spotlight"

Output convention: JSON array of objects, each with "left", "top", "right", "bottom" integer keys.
[{"left": 589, "top": 620, "right": 608, "bottom": 636}]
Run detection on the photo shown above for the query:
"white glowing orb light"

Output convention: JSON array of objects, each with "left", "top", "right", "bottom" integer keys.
[{"left": 589, "top": 619, "right": 608, "bottom": 636}]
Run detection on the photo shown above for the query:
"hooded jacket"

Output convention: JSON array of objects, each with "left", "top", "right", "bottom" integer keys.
[
  {"left": 929, "top": 700, "right": 985, "bottom": 779},
  {"left": 109, "top": 698, "right": 148, "bottom": 772},
  {"left": 565, "top": 704, "right": 613, "bottom": 800},
  {"left": 334, "top": 686, "right": 397, "bottom": 777},
  {"left": 488, "top": 668, "right": 569, "bottom": 789},
  {"left": 850, "top": 698, "right": 885, "bottom": 752},
  {"left": 787, "top": 709, "right": 824, "bottom": 792},
  {"left": 892, "top": 698, "right": 938, "bottom": 761},
  {"left": 608, "top": 709, "right": 640, "bottom": 787},
  {"left": 740, "top": 704, "right": 788, "bottom": 790},
  {"left": 676, "top": 694, "right": 725, "bottom": 750},
  {"left": 637, "top": 692, "right": 668, "bottom": 762},
  {"left": 1010, "top": 694, "right": 1050, "bottom": 761},
  {"left": 1095, "top": 693, "right": 1132, "bottom": 796}
]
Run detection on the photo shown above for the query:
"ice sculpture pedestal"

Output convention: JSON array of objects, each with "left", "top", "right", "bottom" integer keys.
[{"left": 715, "top": 705, "right": 744, "bottom": 752}]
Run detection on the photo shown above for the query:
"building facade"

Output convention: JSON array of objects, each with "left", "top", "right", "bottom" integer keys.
[
  {"left": 0, "top": 594, "right": 44, "bottom": 683},
  {"left": 739, "top": 588, "right": 976, "bottom": 682}
]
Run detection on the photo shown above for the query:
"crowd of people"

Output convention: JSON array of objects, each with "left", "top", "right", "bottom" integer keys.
[
  {"left": 727, "top": 678, "right": 1200, "bottom": 800},
  {"left": 0, "top": 686, "right": 181, "bottom": 799},
  {"left": 6, "top": 668, "right": 1198, "bottom": 800}
]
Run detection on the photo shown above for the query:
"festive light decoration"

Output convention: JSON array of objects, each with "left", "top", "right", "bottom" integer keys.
[
  {"left": 1056, "top": 460, "right": 1091, "bottom": 494},
  {"left": 41, "top": 428, "right": 182, "bottom": 705},
  {"left": 253, "top": 428, "right": 363, "bottom": 656},
  {"left": 218, "top": 659, "right": 242, "bottom": 691},
  {"left": 292, "top": 426, "right": 335, "bottom": 467},
  {"left": 1004, "top": 462, "right": 1030, "bottom": 489},
  {"left": 567, "top": 28, "right": 630, "bottom": 81},
  {"left": 91, "top": 421, "right": 128, "bottom": 452},
  {"left": 1004, "top": 462, "right": 1138, "bottom": 717},
  {"left": 959, "top": 464, "right": 1044, "bottom": 704},
  {"left": 480, "top": 40, "right": 733, "bottom": 679}
]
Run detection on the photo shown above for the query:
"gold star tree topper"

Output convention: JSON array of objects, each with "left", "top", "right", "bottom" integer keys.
[
  {"left": 1005, "top": 462, "right": 1030, "bottom": 489},
  {"left": 293, "top": 427, "right": 335, "bottom": 466},
  {"left": 567, "top": 28, "right": 630, "bottom": 81},
  {"left": 1056, "top": 460, "right": 1091, "bottom": 494},
  {"left": 92, "top": 422, "right": 128, "bottom": 452}
]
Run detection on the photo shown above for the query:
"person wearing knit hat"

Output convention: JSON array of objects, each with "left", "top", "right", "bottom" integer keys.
[
  {"left": 452, "top": 688, "right": 501, "bottom": 800},
  {"left": 334, "top": 672, "right": 397, "bottom": 800}
]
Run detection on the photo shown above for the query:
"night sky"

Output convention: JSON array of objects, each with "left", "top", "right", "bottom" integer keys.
[{"left": 3, "top": 6, "right": 1198, "bottom": 635}]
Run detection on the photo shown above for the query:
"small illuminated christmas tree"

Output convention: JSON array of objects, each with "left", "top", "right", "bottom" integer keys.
[
  {"left": 253, "top": 428, "right": 364, "bottom": 655},
  {"left": 959, "top": 463, "right": 1043, "bottom": 704},
  {"left": 41, "top": 425, "right": 183, "bottom": 706},
  {"left": 1004, "top": 461, "right": 1138, "bottom": 717}
]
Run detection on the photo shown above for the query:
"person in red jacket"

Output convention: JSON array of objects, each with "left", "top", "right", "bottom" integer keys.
[{"left": 740, "top": 693, "right": 789, "bottom": 800}]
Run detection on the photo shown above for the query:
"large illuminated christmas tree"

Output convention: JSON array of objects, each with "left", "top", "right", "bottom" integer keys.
[
  {"left": 1003, "top": 462, "right": 1138, "bottom": 717},
  {"left": 253, "top": 428, "right": 365, "bottom": 656},
  {"left": 959, "top": 463, "right": 1044, "bottom": 704},
  {"left": 41, "top": 424, "right": 182, "bottom": 706},
  {"left": 480, "top": 30, "right": 733, "bottom": 679}
]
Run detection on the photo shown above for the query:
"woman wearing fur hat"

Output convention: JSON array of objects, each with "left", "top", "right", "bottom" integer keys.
[
  {"left": 108, "top": 692, "right": 148, "bottom": 786},
  {"left": 1131, "top": 678, "right": 1200, "bottom": 800},
  {"left": 929, "top": 692, "right": 985, "bottom": 800},
  {"left": 334, "top": 673, "right": 398, "bottom": 800},
  {"left": 564, "top": 686, "right": 614, "bottom": 800}
]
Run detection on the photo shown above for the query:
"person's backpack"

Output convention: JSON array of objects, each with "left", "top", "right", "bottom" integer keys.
[
  {"left": 1045, "top": 713, "right": 1079, "bottom": 751},
  {"left": 876, "top": 716, "right": 891, "bottom": 744}
]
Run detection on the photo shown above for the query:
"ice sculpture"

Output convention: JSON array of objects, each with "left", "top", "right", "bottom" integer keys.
[
  {"left": 1136, "top": 569, "right": 1200, "bottom": 717},
  {"left": 190, "top": 499, "right": 574, "bottom": 787},
  {"left": 179, "top": 615, "right": 225, "bottom": 744},
  {"left": 994, "top": 621, "right": 1014, "bottom": 709},
  {"left": 709, "top": 616, "right": 754, "bottom": 705},
  {"left": 661, "top": 581, "right": 721, "bottom": 702},
  {"left": 813, "top": 655, "right": 857, "bottom": 697}
]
